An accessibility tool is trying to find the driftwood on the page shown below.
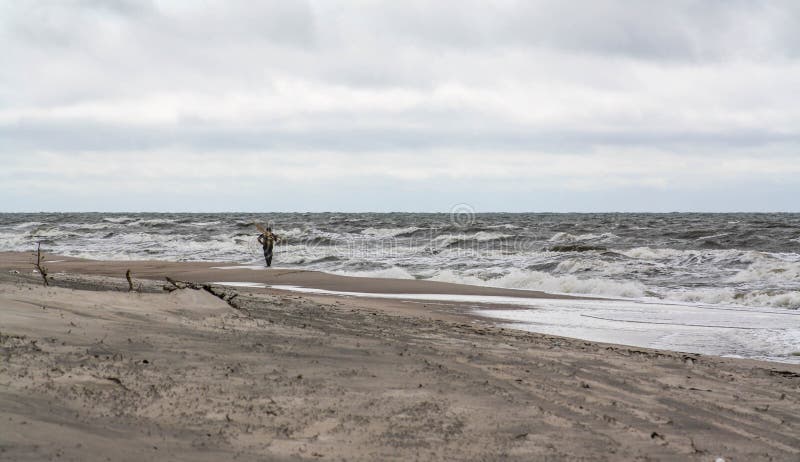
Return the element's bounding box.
[124,269,143,293]
[34,242,49,287]
[164,276,197,291]
[163,277,242,311]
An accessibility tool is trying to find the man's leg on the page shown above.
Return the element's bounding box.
[266,248,273,267]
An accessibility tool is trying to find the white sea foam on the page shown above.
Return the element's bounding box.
[242,284,800,363]
[0,232,29,250]
[695,233,730,240]
[675,288,800,309]
[333,267,416,280]
[428,268,647,298]
[128,218,176,226]
[728,259,800,284]
[23,228,69,238]
[618,247,782,265]
[554,258,628,276]
[467,266,800,309]
[277,227,310,238]
[102,216,136,223]
[62,222,117,230]
[549,232,618,243]
[472,231,512,241]
[475,302,800,364]
[12,221,44,229]
[431,231,512,247]
[548,232,574,242]
[361,227,420,238]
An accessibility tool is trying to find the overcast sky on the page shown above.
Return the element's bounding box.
[1,0,799,212]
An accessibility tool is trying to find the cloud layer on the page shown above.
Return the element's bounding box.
[1,0,799,211]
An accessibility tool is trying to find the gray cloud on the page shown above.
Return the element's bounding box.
[325,0,798,60]
[1,0,798,211]
[3,119,798,154]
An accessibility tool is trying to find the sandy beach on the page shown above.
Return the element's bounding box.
[5,0,800,459]
[1,252,799,461]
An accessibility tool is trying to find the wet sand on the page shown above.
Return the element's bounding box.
[0,252,581,299]
[1,252,799,460]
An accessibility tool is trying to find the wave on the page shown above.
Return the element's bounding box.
[304,236,337,246]
[0,232,29,250]
[694,233,730,241]
[546,245,606,252]
[12,221,44,229]
[553,259,629,276]
[424,267,800,309]
[729,259,800,284]
[280,227,312,238]
[433,232,513,248]
[428,268,648,298]
[673,229,719,239]
[361,227,420,238]
[2,213,799,311]
[548,232,619,243]
[273,254,342,265]
[619,247,800,283]
[472,231,512,241]
[675,288,800,309]
[62,222,119,231]
[102,216,136,224]
[128,219,177,227]
[183,221,222,227]
[333,267,416,280]
[620,246,760,263]
[309,255,342,264]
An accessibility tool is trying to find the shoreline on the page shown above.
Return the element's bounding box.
[0,251,587,299]
[0,261,799,459]
[3,252,798,364]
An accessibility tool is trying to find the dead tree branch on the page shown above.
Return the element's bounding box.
[34,242,49,287]
[163,277,244,312]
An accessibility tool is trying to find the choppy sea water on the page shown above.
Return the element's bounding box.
[2,212,799,310]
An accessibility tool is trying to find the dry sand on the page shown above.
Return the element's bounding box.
[0,252,799,461]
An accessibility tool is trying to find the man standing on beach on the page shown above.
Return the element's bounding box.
[258,227,280,267]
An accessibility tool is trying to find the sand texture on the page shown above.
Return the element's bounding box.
[0,254,798,460]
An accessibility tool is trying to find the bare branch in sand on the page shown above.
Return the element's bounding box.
[164,276,192,291]
[34,242,49,287]
[163,277,242,311]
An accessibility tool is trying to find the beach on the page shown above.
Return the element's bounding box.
[5,0,800,459]
[1,252,799,461]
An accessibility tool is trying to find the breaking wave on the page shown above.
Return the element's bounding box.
[361,227,421,238]
[428,268,648,298]
[2,212,799,310]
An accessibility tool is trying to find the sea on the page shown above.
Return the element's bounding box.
[2,212,799,311]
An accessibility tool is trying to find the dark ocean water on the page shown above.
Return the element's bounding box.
[2,212,799,308]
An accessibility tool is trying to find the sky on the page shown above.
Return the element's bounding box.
[1,0,799,213]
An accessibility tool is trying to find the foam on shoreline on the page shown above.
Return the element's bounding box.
[218,282,800,364]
